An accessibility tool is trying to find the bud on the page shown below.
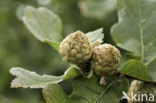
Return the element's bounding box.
[92,43,120,76]
[59,30,92,66]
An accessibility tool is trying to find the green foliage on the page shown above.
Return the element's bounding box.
[23,6,62,50]
[148,57,156,81]
[111,0,156,63]
[43,76,129,103]
[111,0,156,82]
[86,28,104,44]
[10,66,80,88]
[9,4,108,90]
[119,59,153,82]
[0,0,67,102]
[4,0,156,102]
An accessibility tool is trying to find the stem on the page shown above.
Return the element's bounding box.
[139,0,144,62]
[140,20,144,62]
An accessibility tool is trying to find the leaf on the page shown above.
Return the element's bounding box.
[86,28,104,44]
[147,57,156,81]
[23,6,62,50]
[10,66,81,88]
[119,59,154,82]
[111,0,156,62]
[43,75,129,103]
[43,84,71,103]
[78,0,117,19]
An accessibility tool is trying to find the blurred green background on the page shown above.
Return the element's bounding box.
[0,0,117,102]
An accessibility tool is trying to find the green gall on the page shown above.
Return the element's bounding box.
[59,30,92,67]
[92,43,121,76]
